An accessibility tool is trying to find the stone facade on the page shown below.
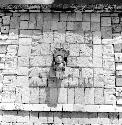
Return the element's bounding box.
[0,10,122,124]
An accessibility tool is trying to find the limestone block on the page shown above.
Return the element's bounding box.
[18,57,29,67]
[93,31,101,44]
[60,13,68,21]
[20,13,29,20]
[103,44,114,56]
[112,16,120,24]
[79,44,92,57]
[93,45,102,57]
[93,56,102,68]
[116,77,122,87]
[94,88,104,104]
[115,53,122,62]
[9,29,19,39]
[58,88,67,104]
[39,112,48,123]
[91,13,100,22]
[16,111,29,123]
[109,112,119,124]
[36,13,43,29]
[112,24,122,33]
[43,32,53,43]
[6,45,18,56]
[98,113,110,124]
[39,88,46,104]
[69,44,79,56]
[67,88,74,104]
[82,22,90,31]
[88,113,98,124]
[67,57,77,67]
[67,22,75,30]
[77,57,93,67]
[53,112,62,124]
[84,31,93,44]
[5,56,17,69]
[114,43,122,53]
[0,45,7,53]
[104,76,115,88]
[74,88,85,104]
[0,63,4,69]
[43,21,51,32]
[74,31,84,43]
[116,63,122,70]
[40,43,51,55]
[18,45,31,57]
[62,112,72,124]
[82,68,93,78]
[21,87,29,103]
[67,13,76,21]
[51,21,58,30]
[119,113,122,123]
[28,21,36,29]
[68,77,79,87]
[74,22,83,31]
[101,26,112,39]
[65,31,75,43]
[20,21,29,29]
[101,17,111,26]
[116,70,122,76]
[1,26,9,34]
[53,32,65,43]
[30,112,39,123]
[3,75,16,86]
[84,88,94,104]
[15,87,22,103]
[44,56,52,66]
[29,87,39,104]
[17,67,29,76]
[19,38,32,45]
[104,88,116,104]
[2,16,10,25]
[10,16,20,29]
[103,58,115,71]
[2,111,17,122]
[20,29,32,38]
[82,13,90,21]
[91,22,100,31]
[57,21,66,31]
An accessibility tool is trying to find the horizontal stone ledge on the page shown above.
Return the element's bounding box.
[0,103,121,112]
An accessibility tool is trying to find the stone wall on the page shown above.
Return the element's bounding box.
[0,11,122,124]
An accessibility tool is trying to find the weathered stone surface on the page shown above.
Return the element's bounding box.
[101,17,111,26]
[1,26,9,34]
[101,26,112,39]
[20,13,29,20]
[112,17,120,24]
[68,77,79,87]
[94,88,104,104]
[20,21,29,29]
[19,38,32,45]
[84,31,93,44]
[67,56,77,67]
[67,88,74,104]
[116,77,122,87]
[2,16,10,25]
[91,13,100,22]
[84,88,94,104]
[114,43,122,53]
[10,16,20,29]
[112,24,122,33]
[115,53,122,62]
[69,44,79,56]
[116,63,122,70]
[91,22,100,31]
[82,22,90,31]
[18,57,29,67]
[93,31,101,44]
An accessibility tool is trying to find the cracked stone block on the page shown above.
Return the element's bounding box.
[82,22,90,31]
[112,24,122,33]
[79,44,92,57]
[84,88,94,104]
[10,16,20,29]
[20,21,29,29]
[18,57,29,67]
[101,17,111,26]
[20,13,29,20]
[101,26,112,39]
[82,13,90,21]
[104,88,116,104]
[93,31,101,44]
[69,44,79,56]
[116,77,122,87]
[2,16,10,25]
[112,17,120,24]
[91,13,100,22]
[77,57,93,67]
[29,87,39,104]
[19,38,32,45]
[21,87,29,103]
[18,45,31,57]
[0,45,7,53]
[91,22,100,31]
[68,88,74,104]
[94,88,104,104]
[1,26,9,34]
[75,88,84,104]
[58,88,67,104]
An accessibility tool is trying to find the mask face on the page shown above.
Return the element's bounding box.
[55,55,64,64]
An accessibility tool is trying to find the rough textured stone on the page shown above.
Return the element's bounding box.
[1,26,9,34]
[101,17,111,26]
[18,57,29,67]
[91,13,100,22]
[82,22,90,31]
[19,38,32,45]
[116,77,122,87]
[69,44,79,56]
[91,22,100,31]
[112,24,122,33]
[2,16,10,25]
[101,26,112,39]
[112,17,120,24]
[20,21,29,29]
[67,88,74,104]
